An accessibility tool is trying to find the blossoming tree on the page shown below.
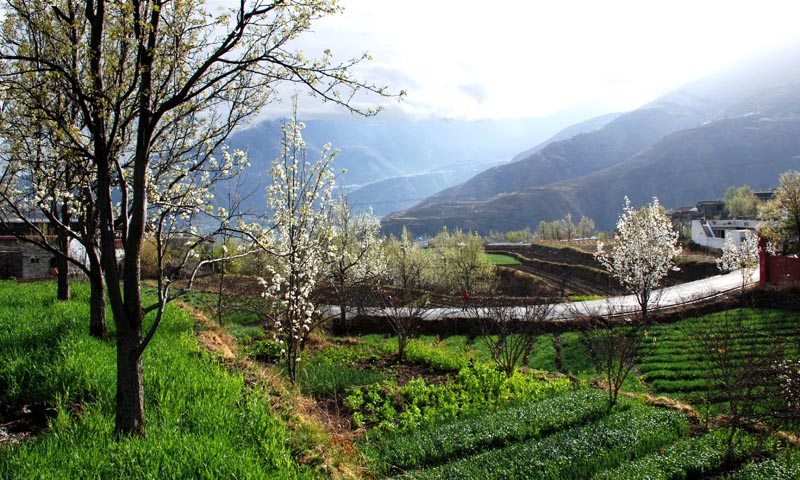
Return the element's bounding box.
[262,116,336,383]
[716,229,760,291]
[0,0,396,435]
[595,197,681,323]
[326,196,387,329]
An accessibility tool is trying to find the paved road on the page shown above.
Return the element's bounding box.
[329,269,758,321]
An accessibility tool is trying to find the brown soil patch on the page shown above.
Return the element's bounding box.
[0,404,55,450]
[197,330,236,361]
[356,357,453,387]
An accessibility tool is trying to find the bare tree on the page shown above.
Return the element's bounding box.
[584,317,643,408]
[693,311,781,459]
[384,227,433,360]
[473,295,555,377]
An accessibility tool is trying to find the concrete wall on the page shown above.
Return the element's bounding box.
[0,240,56,279]
[691,219,760,251]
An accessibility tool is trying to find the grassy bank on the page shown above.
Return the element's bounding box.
[0,281,315,479]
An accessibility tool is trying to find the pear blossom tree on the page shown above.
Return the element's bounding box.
[716,229,760,291]
[595,197,681,323]
[759,170,800,254]
[0,0,396,435]
[261,116,336,384]
[0,6,110,338]
[384,227,433,360]
[326,195,387,328]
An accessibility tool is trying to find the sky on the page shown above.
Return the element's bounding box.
[222,0,800,121]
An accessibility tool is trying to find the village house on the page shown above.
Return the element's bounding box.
[691,218,762,251]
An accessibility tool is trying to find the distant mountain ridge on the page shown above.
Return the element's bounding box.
[381,43,800,236]
[218,102,616,216]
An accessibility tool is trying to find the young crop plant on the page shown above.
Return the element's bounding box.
[345,362,572,432]
[410,404,688,479]
[593,430,741,480]
[365,389,610,473]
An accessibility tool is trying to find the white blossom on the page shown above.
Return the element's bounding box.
[595,197,681,322]
[261,113,336,383]
[716,229,760,291]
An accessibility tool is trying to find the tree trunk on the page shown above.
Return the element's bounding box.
[115,321,145,436]
[56,227,70,301]
[88,259,108,340]
[553,334,563,373]
[56,254,70,301]
[339,288,347,333]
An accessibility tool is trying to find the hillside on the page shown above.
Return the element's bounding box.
[219,103,614,216]
[510,111,622,161]
[384,113,800,234]
[382,43,800,236]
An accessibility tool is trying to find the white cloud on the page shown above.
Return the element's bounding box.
[216,0,800,120]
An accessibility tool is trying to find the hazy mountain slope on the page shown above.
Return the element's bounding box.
[386,105,711,224]
[221,102,613,213]
[510,112,622,162]
[384,112,800,236]
[347,171,472,216]
[382,42,800,236]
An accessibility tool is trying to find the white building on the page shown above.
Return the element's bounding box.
[691,219,761,251]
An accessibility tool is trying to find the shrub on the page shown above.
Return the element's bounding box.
[345,362,572,432]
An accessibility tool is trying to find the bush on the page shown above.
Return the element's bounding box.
[345,362,573,432]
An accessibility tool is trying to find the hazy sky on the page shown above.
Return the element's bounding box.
[222,0,800,120]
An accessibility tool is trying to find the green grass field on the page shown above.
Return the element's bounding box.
[4,281,799,479]
[0,281,317,479]
[485,253,522,265]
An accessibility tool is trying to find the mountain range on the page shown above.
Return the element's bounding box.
[219,102,616,216]
[381,43,800,236]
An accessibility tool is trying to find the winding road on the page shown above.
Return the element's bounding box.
[328,269,758,321]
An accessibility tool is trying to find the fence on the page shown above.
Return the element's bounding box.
[759,250,800,285]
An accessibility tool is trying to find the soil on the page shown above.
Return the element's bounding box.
[0,403,55,450]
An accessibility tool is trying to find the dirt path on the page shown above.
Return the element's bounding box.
[181,302,369,479]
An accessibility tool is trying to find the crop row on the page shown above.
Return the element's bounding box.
[593,430,734,479]
[725,454,800,479]
[366,389,610,472]
[639,367,712,380]
[408,404,688,479]
[646,337,789,358]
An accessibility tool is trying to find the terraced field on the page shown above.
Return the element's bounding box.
[343,308,800,478]
[638,308,800,410]
[363,389,799,479]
